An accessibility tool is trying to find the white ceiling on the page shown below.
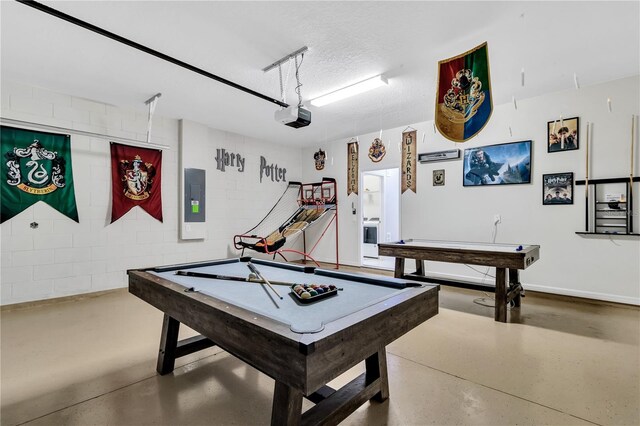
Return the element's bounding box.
[1,1,639,147]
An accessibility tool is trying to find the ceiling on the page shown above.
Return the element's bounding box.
[1,1,639,147]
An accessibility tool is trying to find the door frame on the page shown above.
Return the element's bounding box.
[359,168,401,267]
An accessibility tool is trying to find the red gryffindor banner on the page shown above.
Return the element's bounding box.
[110,142,162,223]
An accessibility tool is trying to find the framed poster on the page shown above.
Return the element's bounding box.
[547,117,579,152]
[463,140,531,186]
[433,169,445,186]
[543,172,574,205]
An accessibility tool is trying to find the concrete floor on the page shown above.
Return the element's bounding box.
[1,270,638,426]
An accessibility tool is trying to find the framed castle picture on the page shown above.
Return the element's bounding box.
[463,140,531,186]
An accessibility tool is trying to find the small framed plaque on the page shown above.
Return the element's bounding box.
[433,169,445,186]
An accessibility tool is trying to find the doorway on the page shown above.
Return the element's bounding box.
[361,168,400,270]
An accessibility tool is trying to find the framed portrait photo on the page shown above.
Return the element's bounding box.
[463,140,532,186]
[542,172,574,205]
[547,117,579,153]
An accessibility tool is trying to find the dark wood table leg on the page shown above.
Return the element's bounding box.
[509,269,522,308]
[495,268,507,322]
[365,347,389,402]
[415,259,425,277]
[394,257,405,278]
[272,381,303,426]
[157,314,180,375]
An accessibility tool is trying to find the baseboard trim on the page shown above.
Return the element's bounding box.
[408,270,640,307]
[523,284,640,307]
[1,288,127,312]
[320,265,640,308]
[4,264,637,310]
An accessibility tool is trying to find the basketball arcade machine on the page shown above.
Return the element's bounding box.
[233,178,339,269]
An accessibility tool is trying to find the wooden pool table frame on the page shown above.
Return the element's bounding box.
[128,258,438,426]
[377,239,540,323]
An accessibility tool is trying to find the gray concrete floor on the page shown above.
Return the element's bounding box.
[1,267,638,426]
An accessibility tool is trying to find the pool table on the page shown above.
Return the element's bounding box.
[128,257,439,425]
[377,239,540,322]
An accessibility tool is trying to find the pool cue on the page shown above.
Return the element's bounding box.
[631,116,635,198]
[246,262,283,300]
[585,122,590,232]
[175,271,295,286]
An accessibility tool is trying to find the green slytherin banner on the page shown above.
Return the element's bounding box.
[1,126,79,223]
[435,42,493,142]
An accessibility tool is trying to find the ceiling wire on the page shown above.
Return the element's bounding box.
[294,53,305,108]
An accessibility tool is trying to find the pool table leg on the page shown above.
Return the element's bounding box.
[394,257,405,279]
[271,381,303,426]
[415,259,425,277]
[366,347,389,402]
[157,314,180,375]
[495,268,507,322]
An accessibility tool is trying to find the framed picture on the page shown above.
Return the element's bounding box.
[433,169,445,186]
[463,140,532,186]
[543,172,574,205]
[547,117,579,152]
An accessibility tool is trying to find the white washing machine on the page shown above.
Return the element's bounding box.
[362,219,380,258]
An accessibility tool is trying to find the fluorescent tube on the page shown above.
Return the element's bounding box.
[310,75,388,107]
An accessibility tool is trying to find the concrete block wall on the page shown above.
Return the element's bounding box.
[0,81,302,305]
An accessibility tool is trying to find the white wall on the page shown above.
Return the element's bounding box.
[2,76,637,305]
[303,76,640,305]
[0,81,301,305]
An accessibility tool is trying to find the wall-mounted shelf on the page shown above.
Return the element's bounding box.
[576,232,640,236]
[575,177,639,237]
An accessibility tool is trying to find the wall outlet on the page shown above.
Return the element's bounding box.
[494,214,501,225]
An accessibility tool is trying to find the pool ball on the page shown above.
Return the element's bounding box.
[300,291,311,299]
[315,288,324,294]
[309,290,318,296]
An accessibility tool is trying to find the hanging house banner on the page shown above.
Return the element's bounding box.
[1,126,79,223]
[402,130,417,193]
[435,42,493,142]
[110,142,163,223]
[347,141,359,195]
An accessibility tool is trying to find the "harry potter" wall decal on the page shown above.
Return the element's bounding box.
[215,148,245,172]
[260,156,287,183]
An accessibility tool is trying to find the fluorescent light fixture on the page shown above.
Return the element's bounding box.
[310,75,388,107]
